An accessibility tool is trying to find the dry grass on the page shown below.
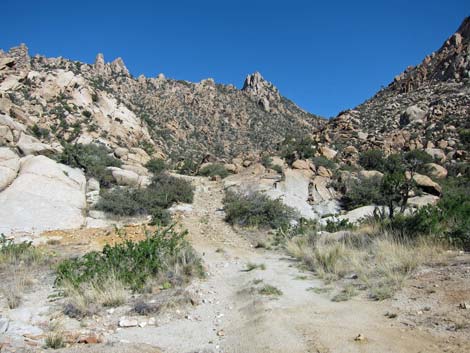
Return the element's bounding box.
[0,238,46,309]
[62,273,127,318]
[287,228,445,300]
[44,321,66,349]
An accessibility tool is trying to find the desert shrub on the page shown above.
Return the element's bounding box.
[404,149,433,166]
[261,155,273,168]
[95,173,194,225]
[311,156,337,170]
[56,226,204,291]
[379,176,470,249]
[177,156,200,175]
[324,219,355,233]
[358,149,385,171]
[446,162,470,178]
[223,191,297,229]
[31,124,50,140]
[145,158,166,174]
[57,143,121,186]
[198,163,229,179]
[437,177,470,249]
[280,136,317,165]
[459,128,470,148]
[341,176,383,210]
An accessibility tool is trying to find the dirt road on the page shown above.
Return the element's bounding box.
[111,177,449,353]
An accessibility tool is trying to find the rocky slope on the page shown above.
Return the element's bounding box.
[315,17,470,160]
[0,45,324,162]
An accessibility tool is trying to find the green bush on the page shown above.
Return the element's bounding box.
[178,157,200,175]
[311,156,337,170]
[323,219,355,233]
[145,158,166,174]
[379,176,470,249]
[56,226,204,291]
[198,163,229,179]
[95,173,194,225]
[459,129,470,148]
[223,191,297,229]
[280,136,317,165]
[358,149,385,171]
[57,143,121,186]
[341,176,383,210]
[261,155,273,168]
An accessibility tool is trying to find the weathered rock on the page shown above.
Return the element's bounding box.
[223,163,238,173]
[412,173,442,196]
[16,133,53,156]
[408,194,440,208]
[424,163,448,179]
[109,167,140,187]
[86,178,100,192]
[319,146,338,160]
[118,317,138,328]
[292,159,309,170]
[425,148,446,162]
[0,155,86,236]
[266,169,316,219]
[0,147,20,191]
[317,166,332,177]
[359,170,384,179]
[400,105,426,126]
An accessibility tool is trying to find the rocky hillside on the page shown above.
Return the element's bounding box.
[0,45,324,163]
[316,17,470,161]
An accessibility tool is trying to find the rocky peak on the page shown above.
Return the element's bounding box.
[6,43,30,71]
[94,53,106,71]
[391,16,470,93]
[242,72,281,112]
[93,53,129,76]
[110,57,129,76]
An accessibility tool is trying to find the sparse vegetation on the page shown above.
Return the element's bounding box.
[258,284,283,296]
[280,136,317,165]
[223,191,297,229]
[286,226,444,299]
[243,262,266,272]
[57,143,121,187]
[358,149,386,171]
[95,173,194,225]
[56,226,203,292]
[145,158,167,174]
[198,163,230,179]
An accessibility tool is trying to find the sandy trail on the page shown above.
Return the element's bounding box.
[112,177,447,353]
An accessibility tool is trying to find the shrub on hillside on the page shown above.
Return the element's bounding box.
[311,156,337,170]
[57,143,121,186]
[280,136,317,165]
[223,191,296,229]
[358,149,385,171]
[95,173,194,225]
[341,176,383,210]
[198,163,230,179]
[145,158,166,174]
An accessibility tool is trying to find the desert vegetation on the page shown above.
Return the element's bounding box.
[56,226,204,318]
[223,190,296,229]
[96,173,194,225]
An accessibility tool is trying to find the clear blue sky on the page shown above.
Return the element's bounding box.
[2,0,468,117]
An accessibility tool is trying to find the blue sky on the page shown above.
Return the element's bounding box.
[2,0,468,117]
